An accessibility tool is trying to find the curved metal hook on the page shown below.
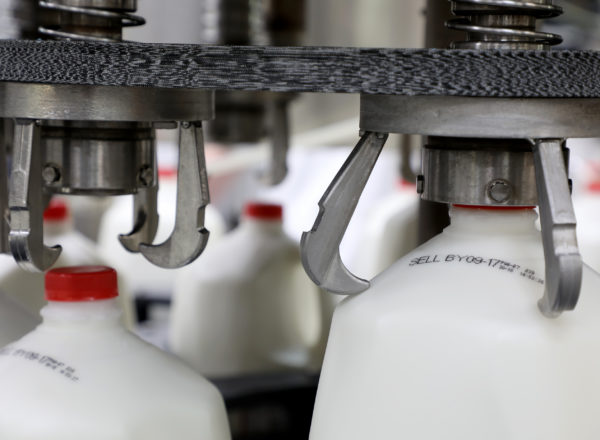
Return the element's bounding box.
[139,122,210,268]
[9,120,61,272]
[533,139,582,317]
[119,186,159,253]
[301,131,388,295]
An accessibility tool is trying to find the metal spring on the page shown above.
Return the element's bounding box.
[447,0,563,49]
[38,1,145,42]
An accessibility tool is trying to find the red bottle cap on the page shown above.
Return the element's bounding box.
[158,167,177,180]
[588,181,600,192]
[453,204,535,211]
[397,178,416,189]
[244,203,283,221]
[45,266,119,302]
[43,199,69,222]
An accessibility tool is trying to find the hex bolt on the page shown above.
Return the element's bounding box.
[487,179,512,203]
[138,166,154,187]
[42,164,61,185]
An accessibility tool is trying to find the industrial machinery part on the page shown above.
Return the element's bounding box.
[41,122,155,196]
[301,0,582,318]
[447,0,563,49]
[138,122,211,269]
[0,0,216,272]
[2,86,214,272]
[419,138,538,206]
[199,0,269,46]
[0,120,9,254]
[38,0,145,42]
[198,0,305,185]
[301,132,387,295]
[0,0,39,39]
[35,0,158,265]
[533,140,581,316]
[2,40,600,97]
[0,1,593,310]
[10,121,62,272]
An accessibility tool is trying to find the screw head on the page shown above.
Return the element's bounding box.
[42,164,61,185]
[137,166,154,187]
[487,179,512,203]
[181,121,192,129]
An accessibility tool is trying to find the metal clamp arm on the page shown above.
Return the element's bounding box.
[9,120,61,272]
[0,120,9,254]
[301,131,388,295]
[263,99,290,186]
[533,139,582,317]
[139,121,210,268]
[119,185,159,252]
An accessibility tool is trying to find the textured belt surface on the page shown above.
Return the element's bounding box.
[0,39,599,98]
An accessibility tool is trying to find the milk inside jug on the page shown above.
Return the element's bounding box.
[0,266,231,440]
[309,205,600,440]
[170,202,325,377]
[0,198,135,328]
[574,181,600,273]
[354,179,419,278]
[0,293,40,347]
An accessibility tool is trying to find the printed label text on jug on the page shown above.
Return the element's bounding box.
[0,347,80,382]
[408,254,544,285]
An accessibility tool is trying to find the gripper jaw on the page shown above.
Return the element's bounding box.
[9,120,61,272]
[119,186,159,253]
[300,131,388,295]
[139,122,211,269]
[533,139,582,317]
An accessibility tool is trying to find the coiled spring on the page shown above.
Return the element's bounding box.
[38,0,145,42]
[447,0,563,49]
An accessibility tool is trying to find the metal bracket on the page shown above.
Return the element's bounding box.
[9,120,61,272]
[139,121,210,268]
[533,139,582,318]
[119,185,159,253]
[0,119,10,254]
[301,131,388,294]
[399,134,418,184]
[264,99,290,186]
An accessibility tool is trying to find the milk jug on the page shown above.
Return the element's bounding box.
[0,293,40,347]
[574,182,600,273]
[0,266,231,440]
[0,198,135,327]
[170,202,325,377]
[354,179,419,278]
[309,205,600,440]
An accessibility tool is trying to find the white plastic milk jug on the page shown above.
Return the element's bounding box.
[0,293,40,347]
[0,198,135,327]
[354,179,419,279]
[0,266,231,440]
[574,181,600,273]
[170,202,325,377]
[309,205,600,440]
